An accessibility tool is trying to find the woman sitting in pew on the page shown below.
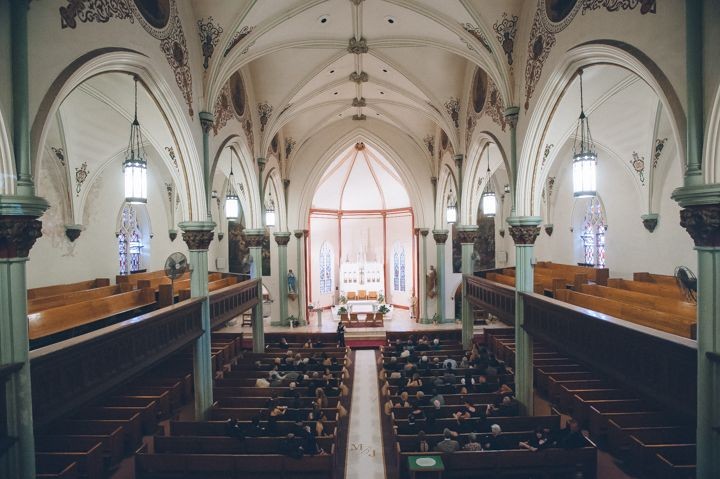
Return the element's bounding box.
[417,431,431,452]
[486,395,519,417]
[462,432,483,451]
[268,404,288,434]
[314,411,327,437]
[279,337,290,350]
[519,427,551,452]
[482,424,510,450]
[452,398,481,425]
[303,339,313,348]
[394,391,411,408]
[406,373,423,388]
[459,371,475,394]
[315,387,329,408]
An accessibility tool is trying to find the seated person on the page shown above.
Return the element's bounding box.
[279,338,290,350]
[482,424,510,450]
[475,374,495,394]
[395,391,411,408]
[281,433,304,459]
[415,390,430,407]
[406,373,423,388]
[303,339,313,349]
[557,419,587,449]
[430,389,445,407]
[462,432,483,451]
[417,430,431,452]
[519,426,551,452]
[303,428,327,456]
[453,399,480,424]
[486,395,519,417]
[314,338,325,348]
[435,428,460,453]
[443,357,458,370]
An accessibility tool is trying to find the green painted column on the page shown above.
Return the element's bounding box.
[199,113,214,220]
[507,216,542,416]
[294,230,307,325]
[454,154,463,217]
[257,158,266,224]
[457,225,479,349]
[671,189,720,477]
[419,228,430,323]
[246,229,265,352]
[504,108,520,215]
[684,0,703,185]
[432,229,449,323]
[274,232,291,326]
[179,221,215,420]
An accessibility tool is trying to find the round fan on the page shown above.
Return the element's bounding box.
[674,266,697,303]
[165,252,189,301]
[165,252,188,279]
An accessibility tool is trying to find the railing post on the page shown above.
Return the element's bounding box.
[245,229,266,352]
[457,225,479,349]
[179,221,215,420]
[507,216,542,415]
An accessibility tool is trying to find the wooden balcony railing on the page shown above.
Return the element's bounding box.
[465,274,516,323]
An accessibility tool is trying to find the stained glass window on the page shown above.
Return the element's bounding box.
[580,197,607,267]
[393,245,407,292]
[319,242,332,294]
[118,204,142,274]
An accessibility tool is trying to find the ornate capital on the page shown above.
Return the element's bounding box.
[274,232,291,246]
[294,230,304,239]
[182,230,214,250]
[419,228,429,237]
[456,226,479,244]
[432,229,449,244]
[544,224,554,236]
[503,106,519,130]
[199,111,214,134]
[680,204,720,247]
[257,157,266,172]
[0,216,43,258]
[509,225,541,245]
[65,224,83,242]
[245,229,266,248]
[169,229,178,242]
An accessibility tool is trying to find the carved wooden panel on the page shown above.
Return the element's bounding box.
[210,279,260,329]
[465,274,515,323]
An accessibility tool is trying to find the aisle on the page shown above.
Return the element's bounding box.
[345,349,386,479]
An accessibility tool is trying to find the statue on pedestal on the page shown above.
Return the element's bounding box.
[287,269,297,294]
[410,290,417,319]
[427,265,437,298]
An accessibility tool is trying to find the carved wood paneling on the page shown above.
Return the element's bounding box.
[210,278,260,329]
[522,292,697,421]
[465,274,515,323]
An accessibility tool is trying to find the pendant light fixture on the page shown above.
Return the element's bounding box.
[225,153,240,220]
[123,76,148,204]
[265,190,276,227]
[481,145,497,217]
[572,68,597,198]
[445,188,457,224]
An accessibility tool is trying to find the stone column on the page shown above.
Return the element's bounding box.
[507,216,542,415]
[0,216,45,478]
[419,228,429,323]
[432,229,449,323]
[199,112,214,220]
[257,158,267,225]
[178,221,215,420]
[457,225,479,349]
[274,232,291,326]
[294,230,307,325]
[245,229,266,352]
[504,107,520,214]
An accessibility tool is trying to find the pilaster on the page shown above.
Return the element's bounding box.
[432,229,449,323]
[245,229,266,352]
[507,215,542,415]
[294,230,307,325]
[199,112,214,220]
[457,225,479,349]
[274,232,291,326]
[179,221,215,420]
[419,228,430,323]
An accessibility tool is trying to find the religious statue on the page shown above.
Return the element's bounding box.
[427,265,437,298]
[287,269,297,294]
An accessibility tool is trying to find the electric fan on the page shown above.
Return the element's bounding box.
[674,266,698,304]
[164,252,189,300]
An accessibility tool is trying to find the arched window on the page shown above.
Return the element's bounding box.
[118,204,143,274]
[580,197,607,267]
[319,242,333,294]
[393,244,406,292]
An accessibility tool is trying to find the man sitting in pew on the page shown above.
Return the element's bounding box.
[482,424,510,450]
[556,419,588,449]
[486,395,520,417]
[475,374,496,394]
[435,428,461,453]
[462,432,483,451]
[519,427,551,452]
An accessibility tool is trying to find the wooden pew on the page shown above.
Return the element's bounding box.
[115,269,166,287]
[35,437,104,479]
[28,283,134,314]
[28,288,156,342]
[633,272,678,286]
[176,276,239,303]
[627,428,695,473]
[576,283,696,322]
[28,278,110,300]
[606,278,687,301]
[536,261,609,286]
[554,289,696,339]
[486,272,543,295]
[654,445,696,479]
[36,456,80,479]
[39,422,125,465]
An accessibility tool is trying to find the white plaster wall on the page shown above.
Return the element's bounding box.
[385,213,414,308]
[308,216,338,308]
[28,164,179,288]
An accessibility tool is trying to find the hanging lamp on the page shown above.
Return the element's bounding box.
[445,188,457,224]
[123,76,148,204]
[265,190,276,227]
[572,69,597,198]
[225,153,240,220]
[481,145,497,217]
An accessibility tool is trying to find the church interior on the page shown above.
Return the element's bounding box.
[0,0,718,478]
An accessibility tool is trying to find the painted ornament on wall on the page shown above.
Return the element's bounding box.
[197,16,223,70]
[257,102,273,133]
[631,151,646,185]
[653,137,667,168]
[423,134,435,157]
[51,147,66,166]
[542,143,555,167]
[224,26,254,57]
[493,13,519,66]
[164,146,178,170]
[213,82,234,135]
[461,24,493,52]
[444,97,460,129]
[285,137,296,159]
[74,162,89,195]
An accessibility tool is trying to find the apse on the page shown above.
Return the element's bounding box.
[308,142,414,309]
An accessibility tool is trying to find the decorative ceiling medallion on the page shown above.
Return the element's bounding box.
[74,162,89,195]
[631,151,646,185]
[213,82,233,135]
[352,97,367,107]
[352,114,367,121]
[229,72,247,118]
[524,6,557,111]
[493,13,518,66]
[197,16,223,70]
[347,37,368,54]
[540,0,580,33]
[224,25,253,57]
[257,102,273,132]
[159,13,194,116]
[471,69,488,114]
[60,0,133,29]
[350,72,369,83]
[130,0,175,39]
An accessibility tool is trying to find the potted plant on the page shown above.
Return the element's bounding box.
[287,315,299,328]
[337,306,348,315]
[378,304,390,316]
